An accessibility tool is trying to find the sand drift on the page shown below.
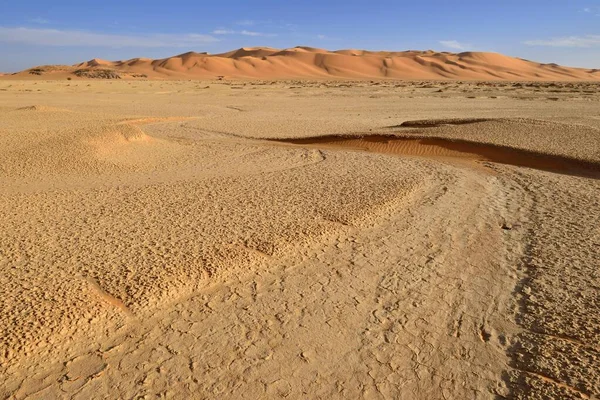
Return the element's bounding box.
[274,135,600,179]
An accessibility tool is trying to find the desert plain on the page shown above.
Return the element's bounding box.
[0,49,599,399]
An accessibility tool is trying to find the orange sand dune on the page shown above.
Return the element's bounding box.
[7,46,600,80]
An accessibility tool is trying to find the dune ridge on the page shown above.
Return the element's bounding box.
[6,46,600,81]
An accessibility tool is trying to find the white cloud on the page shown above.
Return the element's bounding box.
[283,23,298,31]
[236,20,255,26]
[212,29,236,35]
[0,26,218,47]
[582,7,600,15]
[524,35,600,48]
[28,17,49,24]
[212,28,276,37]
[241,30,275,37]
[314,34,340,41]
[439,40,471,50]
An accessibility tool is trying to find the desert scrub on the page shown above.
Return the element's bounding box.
[73,69,122,79]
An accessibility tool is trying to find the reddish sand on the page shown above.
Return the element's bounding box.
[5,46,600,81]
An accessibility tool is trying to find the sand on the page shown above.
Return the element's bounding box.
[0,79,599,399]
[3,47,600,81]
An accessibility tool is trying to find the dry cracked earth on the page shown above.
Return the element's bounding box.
[0,79,599,399]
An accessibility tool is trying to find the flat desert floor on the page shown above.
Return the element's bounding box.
[0,79,599,399]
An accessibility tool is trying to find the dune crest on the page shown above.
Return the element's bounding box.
[8,47,600,81]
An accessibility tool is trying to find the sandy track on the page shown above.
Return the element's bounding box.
[0,80,599,399]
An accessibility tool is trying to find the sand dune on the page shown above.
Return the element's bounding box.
[5,46,600,80]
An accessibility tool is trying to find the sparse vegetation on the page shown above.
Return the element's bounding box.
[72,69,121,79]
[28,68,43,75]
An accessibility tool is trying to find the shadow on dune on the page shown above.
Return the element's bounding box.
[274,135,600,180]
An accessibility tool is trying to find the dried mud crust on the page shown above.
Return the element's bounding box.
[1,81,600,399]
[2,162,529,399]
[0,144,425,369]
[502,169,600,399]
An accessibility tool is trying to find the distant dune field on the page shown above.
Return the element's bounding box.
[4,46,600,80]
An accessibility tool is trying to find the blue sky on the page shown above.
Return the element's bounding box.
[0,0,599,71]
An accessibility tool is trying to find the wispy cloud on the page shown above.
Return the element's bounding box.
[283,23,298,32]
[236,20,256,26]
[314,34,340,41]
[524,35,600,47]
[212,28,276,37]
[0,26,218,47]
[212,29,236,35]
[241,30,276,37]
[28,17,49,24]
[439,40,471,50]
